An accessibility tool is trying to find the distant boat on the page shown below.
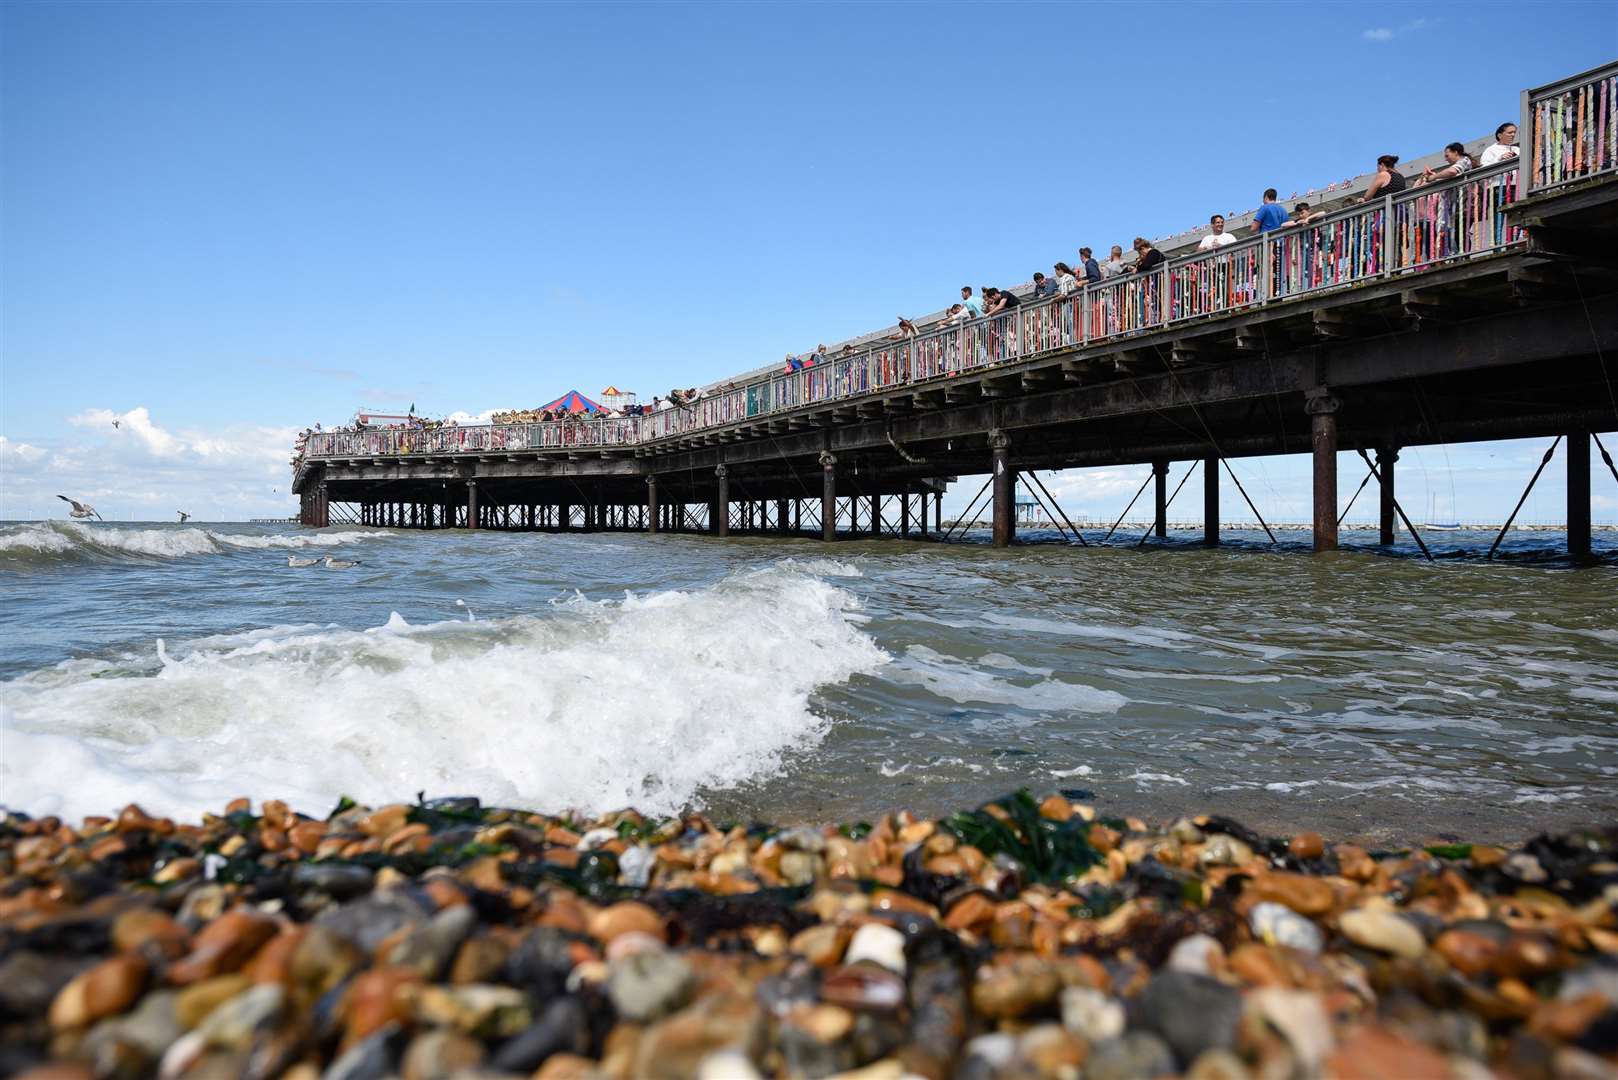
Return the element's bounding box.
[1425,492,1462,530]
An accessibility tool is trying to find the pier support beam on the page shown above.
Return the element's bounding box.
[465,481,478,530]
[1153,460,1168,539]
[714,466,729,537]
[1568,430,1591,561]
[870,494,882,539]
[777,498,790,536]
[901,493,911,538]
[820,452,837,542]
[1377,447,1399,545]
[991,430,1015,548]
[935,492,943,534]
[1307,390,1341,553]
[1203,455,1219,547]
[645,476,659,534]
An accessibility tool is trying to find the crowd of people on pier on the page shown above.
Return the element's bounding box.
[295,121,1524,466]
[769,122,1521,374]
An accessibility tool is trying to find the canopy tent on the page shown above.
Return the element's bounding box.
[540,389,603,414]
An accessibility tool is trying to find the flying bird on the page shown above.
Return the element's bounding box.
[57,495,102,521]
[323,556,361,569]
[112,419,121,430]
[177,511,190,523]
[287,555,319,567]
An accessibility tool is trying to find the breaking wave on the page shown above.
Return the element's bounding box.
[0,563,888,822]
[0,521,386,568]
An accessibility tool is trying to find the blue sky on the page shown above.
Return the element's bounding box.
[2,0,1614,523]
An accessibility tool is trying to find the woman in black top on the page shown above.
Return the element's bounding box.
[1361,154,1407,202]
[1128,237,1166,273]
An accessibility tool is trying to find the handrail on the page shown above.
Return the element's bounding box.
[299,162,1528,464]
[1522,59,1618,194]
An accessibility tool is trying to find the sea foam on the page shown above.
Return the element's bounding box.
[0,563,887,823]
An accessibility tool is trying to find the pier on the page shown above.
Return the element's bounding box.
[294,63,1618,558]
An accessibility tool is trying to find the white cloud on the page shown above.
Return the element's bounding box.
[0,435,48,464]
[5,406,301,521]
[1363,17,1431,42]
[69,406,185,458]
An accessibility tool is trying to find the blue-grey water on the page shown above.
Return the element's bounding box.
[2,519,1615,844]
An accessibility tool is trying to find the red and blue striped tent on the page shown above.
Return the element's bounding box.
[539,389,603,414]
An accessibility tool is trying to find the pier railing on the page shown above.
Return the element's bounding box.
[301,162,1525,462]
[1522,60,1618,194]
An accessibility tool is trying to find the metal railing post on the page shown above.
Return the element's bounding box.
[1259,234,1271,302]
[1382,193,1396,274]
[1519,85,1533,196]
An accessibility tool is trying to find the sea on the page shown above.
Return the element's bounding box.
[2,519,1615,845]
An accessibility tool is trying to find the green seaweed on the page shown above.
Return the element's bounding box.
[1425,843,1474,860]
[943,789,1100,885]
[223,810,259,834]
[407,800,486,832]
[615,818,667,842]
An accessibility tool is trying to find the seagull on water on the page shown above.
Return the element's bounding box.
[323,556,361,569]
[57,495,102,521]
[287,555,319,567]
[177,511,191,523]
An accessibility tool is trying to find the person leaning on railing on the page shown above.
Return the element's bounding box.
[1127,237,1166,273]
[1053,262,1081,295]
[1282,202,1327,227]
[1414,142,1475,187]
[1078,249,1103,284]
[984,287,1021,315]
[1359,154,1408,202]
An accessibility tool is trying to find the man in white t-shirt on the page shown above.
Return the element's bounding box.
[1197,214,1237,251]
[1479,122,1519,167]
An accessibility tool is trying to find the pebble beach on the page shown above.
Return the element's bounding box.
[3,789,1615,1079]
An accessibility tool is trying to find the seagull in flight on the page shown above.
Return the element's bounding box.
[323,556,361,569]
[177,511,191,523]
[57,495,102,521]
[287,555,319,567]
[112,419,121,430]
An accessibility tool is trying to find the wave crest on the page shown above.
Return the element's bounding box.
[0,521,385,568]
[1,563,888,821]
